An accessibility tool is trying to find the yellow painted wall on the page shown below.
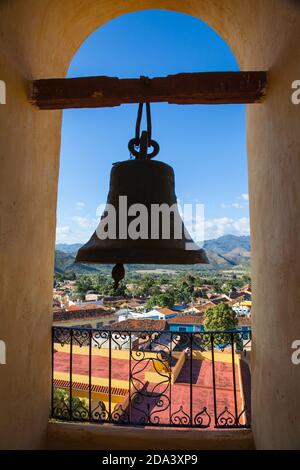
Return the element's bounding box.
[193,350,240,365]
[171,351,186,384]
[55,342,163,361]
[54,371,129,391]
[69,390,124,410]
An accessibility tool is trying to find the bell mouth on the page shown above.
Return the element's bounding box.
[75,241,209,265]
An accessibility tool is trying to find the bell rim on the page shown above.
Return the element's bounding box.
[75,247,209,265]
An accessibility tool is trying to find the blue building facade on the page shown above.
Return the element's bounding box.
[169,323,205,333]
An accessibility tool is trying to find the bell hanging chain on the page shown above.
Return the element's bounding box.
[128,102,160,159]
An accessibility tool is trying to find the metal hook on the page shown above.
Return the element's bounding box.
[129,102,159,159]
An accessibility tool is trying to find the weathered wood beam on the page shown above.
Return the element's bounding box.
[30,72,267,109]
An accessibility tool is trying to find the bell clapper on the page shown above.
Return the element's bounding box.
[112,263,125,290]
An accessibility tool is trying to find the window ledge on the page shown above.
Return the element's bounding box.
[47,421,254,450]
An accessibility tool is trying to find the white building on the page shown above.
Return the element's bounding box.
[233,306,251,316]
[68,299,104,308]
[85,293,104,302]
[116,308,177,322]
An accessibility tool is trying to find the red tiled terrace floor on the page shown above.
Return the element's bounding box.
[54,349,250,428]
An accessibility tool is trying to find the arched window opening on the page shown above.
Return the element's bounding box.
[53,10,251,430]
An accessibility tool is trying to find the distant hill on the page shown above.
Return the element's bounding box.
[204,235,251,267]
[54,234,251,274]
[55,250,100,274]
[204,234,250,254]
[56,243,82,254]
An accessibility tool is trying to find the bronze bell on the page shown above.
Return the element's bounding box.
[75,103,208,284]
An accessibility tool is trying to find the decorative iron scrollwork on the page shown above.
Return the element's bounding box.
[171,405,190,426]
[91,401,109,422]
[216,406,236,427]
[194,407,211,428]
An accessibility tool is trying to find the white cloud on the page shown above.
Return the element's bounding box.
[75,202,85,210]
[56,225,71,243]
[56,216,100,244]
[221,202,244,209]
[240,193,249,202]
[232,202,243,209]
[204,217,250,240]
[221,193,249,209]
[56,226,70,235]
[72,216,98,228]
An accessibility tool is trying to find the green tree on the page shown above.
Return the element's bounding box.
[173,285,191,304]
[139,275,161,296]
[241,274,251,284]
[204,303,238,345]
[146,289,175,309]
[64,271,76,281]
[53,388,89,419]
[204,303,238,331]
[76,275,94,295]
[221,281,236,295]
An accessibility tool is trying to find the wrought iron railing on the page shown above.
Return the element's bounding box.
[51,326,251,429]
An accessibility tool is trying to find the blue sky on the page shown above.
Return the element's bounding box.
[56,10,249,245]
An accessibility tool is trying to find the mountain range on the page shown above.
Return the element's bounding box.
[55,234,251,274]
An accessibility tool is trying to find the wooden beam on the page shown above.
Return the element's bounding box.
[30,72,267,110]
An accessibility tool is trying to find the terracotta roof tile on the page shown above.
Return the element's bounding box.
[167,315,204,325]
[194,302,215,312]
[157,307,177,315]
[211,296,230,305]
[65,305,81,311]
[106,319,167,331]
[84,303,102,310]
[53,306,114,322]
[229,292,245,300]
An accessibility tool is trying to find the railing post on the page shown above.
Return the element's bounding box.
[51,327,54,418]
[69,328,73,420]
[128,331,132,425]
[88,329,92,421]
[231,331,239,425]
[210,333,218,427]
[169,332,172,426]
[108,330,112,422]
[190,333,193,426]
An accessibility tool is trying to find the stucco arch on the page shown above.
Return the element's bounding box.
[60,3,245,75]
[1,1,246,78]
[0,0,300,450]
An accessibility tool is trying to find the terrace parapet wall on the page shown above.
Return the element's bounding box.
[53,308,114,322]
